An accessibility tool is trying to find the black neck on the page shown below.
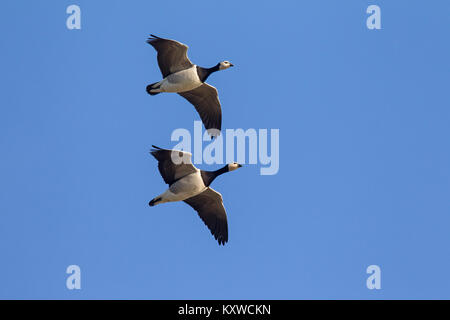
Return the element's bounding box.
[200,165,228,187]
[196,64,220,82]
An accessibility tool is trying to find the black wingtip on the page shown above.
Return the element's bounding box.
[214,234,228,246]
[149,145,164,156]
[146,34,160,45]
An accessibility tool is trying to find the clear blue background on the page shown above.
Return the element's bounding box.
[0,0,449,299]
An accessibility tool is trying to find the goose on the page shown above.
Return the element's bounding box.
[146,34,234,137]
[148,145,242,245]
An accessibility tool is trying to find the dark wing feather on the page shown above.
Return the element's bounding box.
[147,35,193,78]
[178,84,222,137]
[150,145,197,185]
[184,188,228,245]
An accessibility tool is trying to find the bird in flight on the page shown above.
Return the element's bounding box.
[146,34,234,137]
[149,145,242,245]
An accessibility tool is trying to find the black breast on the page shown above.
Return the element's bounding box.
[196,66,210,83]
[200,170,216,187]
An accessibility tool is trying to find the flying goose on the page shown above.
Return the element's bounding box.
[148,145,242,245]
[146,35,234,137]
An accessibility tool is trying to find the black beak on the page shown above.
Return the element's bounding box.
[230,63,234,67]
[238,164,242,168]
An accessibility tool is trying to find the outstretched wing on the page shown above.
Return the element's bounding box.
[150,145,197,185]
[184,188,228,245]
[147,34,193,78]
[178,84,222,137]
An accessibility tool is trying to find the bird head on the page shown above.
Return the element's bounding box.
[227,162,242,172]
[219,61,234,70]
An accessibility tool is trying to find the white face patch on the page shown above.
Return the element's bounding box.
[219,61,233,70]
[228,162,241,171]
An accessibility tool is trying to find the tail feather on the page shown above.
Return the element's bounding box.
[146,82,161,96]
[149,197,162,207]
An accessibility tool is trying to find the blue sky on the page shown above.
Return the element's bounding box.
[0,0,449,299]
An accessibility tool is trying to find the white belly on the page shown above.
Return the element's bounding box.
[160,66,203,93]
[158,171,206,203]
